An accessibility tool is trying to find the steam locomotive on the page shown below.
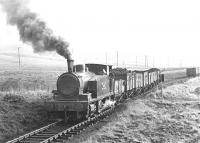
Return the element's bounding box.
[48,60,162,122]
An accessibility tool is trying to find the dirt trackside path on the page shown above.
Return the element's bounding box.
[66,77,200,143]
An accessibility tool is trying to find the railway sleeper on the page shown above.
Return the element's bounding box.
[20,141,42,143]
[24,138,44,141]
[43,131,61,134]
[31,134,52,137]
[28,135,50,138]
[47,129,64,132]
[24,138,45,141]
[38,133,56,136]
[29,139,49,142]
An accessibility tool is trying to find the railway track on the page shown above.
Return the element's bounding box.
[6,78,189,143]
[6,106,115,143]
[6,119,66,143]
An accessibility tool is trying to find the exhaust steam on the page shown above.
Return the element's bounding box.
[0,0,72,60]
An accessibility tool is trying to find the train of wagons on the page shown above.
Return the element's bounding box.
[48,60,164,122]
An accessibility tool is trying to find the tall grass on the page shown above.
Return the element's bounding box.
[0,69,64,141]
[0,70,63,92]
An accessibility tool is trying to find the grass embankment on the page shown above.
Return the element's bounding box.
[68,77,200,143]
[0,93,49,142]
[0,70,64,142]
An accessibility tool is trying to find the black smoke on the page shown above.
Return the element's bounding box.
[0,0,71,60]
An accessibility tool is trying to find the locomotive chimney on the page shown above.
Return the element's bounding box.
[67,59,74,72]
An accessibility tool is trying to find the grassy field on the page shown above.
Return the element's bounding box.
[0,70,60,92]
[0,66,66,142]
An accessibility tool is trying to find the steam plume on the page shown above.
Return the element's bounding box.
[0,0,71,60]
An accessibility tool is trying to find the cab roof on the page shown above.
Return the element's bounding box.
[85,63,113,67]
[74,63,112,67]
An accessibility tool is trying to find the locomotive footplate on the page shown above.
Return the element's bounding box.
[49,100,89,111]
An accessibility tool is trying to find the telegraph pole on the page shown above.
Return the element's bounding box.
[123,61,125,68]
[136,56,137,66]
[145,55,148,67]
[116,51,118,66]
[147,56,148,67]
[17,47,22,92]
[179,59,182,67]
[153,57,155,67]
[18,47,21,70]
[105,52,107,64]
[167,57,170,67]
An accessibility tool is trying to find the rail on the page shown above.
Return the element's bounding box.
[6,119,62,143]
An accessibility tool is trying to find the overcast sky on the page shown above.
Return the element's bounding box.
[0,0,200,68]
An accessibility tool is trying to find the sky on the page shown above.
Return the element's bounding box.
[0,0,200,68]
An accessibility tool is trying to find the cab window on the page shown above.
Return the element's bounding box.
[73,65,84,72]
